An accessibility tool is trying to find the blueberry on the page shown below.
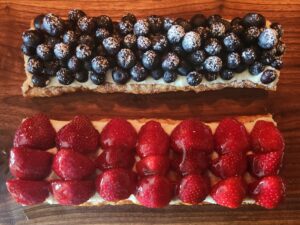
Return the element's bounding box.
[261,69,277,84]
[130,63,148,82]
[276,41,285,56]
[203,56,222,73]
[42,13,64,36]
[34,14,45,30]
[151,34,168,52]
[167,25,185,44]
[234,63,247,73]
[118,20,133,35]
[75,70,88,82]
[190,14,206,27]
[44,36,61,48]
[270,23,283,38]
[162,52,180,71]
[27,57,43,74]
[220,69,234,80]
[171,44,186,57]
[22,30,43,47]
[187,71,202,86]
[123,34,137,49]
[96,15,113,31]
[122,13,137,24]
[182,31,201,53]
[44,60,59,76]
[151,68,164,80]
[163,71,177,83]
[63,30,77,46]
[56,68,74,85]
[36,44,52,61]
[68,9,86,22]
[163,17,174,31]
[226,52,241,69]
[258,28,278,49]
[223,32,241,52]
[117,48,136,69]
[207,14,222,26]
[102,36,121,55]
[244,26,260,43]
[77,16,95,34]
[112,67,130,84]
[194,26,209,41]
[142,50,159,70]
[230,24,245,37]
[209,22,226,38]
[231,17,242,26]
[221,19,231,32]
[177,60,192,76]
[76,44,92,60]
[271,57,283,69]
[241,48,256,65]
[147,15,163,33]
[91,56,110,74]
[21,44,35,56]
[205,73,218,81]
[68,56,82,72]
[242,13,266,28]
[188,50,206,66]
[137,36,151,51]
[54,43,71,60]
[249,61,265,75]
[89,71,105,85]
[95,28,109,42]
[260,49,276,65]
[134,19,150,36]
[32,74,49,87]
[204,38,222,56]
[175,18,192,32]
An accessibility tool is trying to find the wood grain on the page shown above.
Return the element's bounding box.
[0,0,300,224]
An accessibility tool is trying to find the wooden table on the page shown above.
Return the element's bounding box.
[0,0,300,224]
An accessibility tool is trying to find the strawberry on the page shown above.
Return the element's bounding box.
[210,176,246,208]
[135,175,173,208]
[136,155,170,176]
[248,151,283,178]
[56,115,100,154]
[100,118,137,151]
[13,113,56,150]
[96,148,135,170]
[96,168,137,201]
[210,153,247,179]
[250,120,285,153]
[166,170,182,197]
[214,118,250,154]
[51,180,95,205]
[6,179,50,205]
[52,149,95,180]
[179,174,210,205]
[9,147,53,180]
[250,175,285,209]
[136,121,170,158]
[170,119,213,153]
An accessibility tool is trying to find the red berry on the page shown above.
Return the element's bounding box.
[52,149,95,180]
[135,175,173,208]
[214,118,250,154]
[166,170,182,197]
[136,155,170,176]
[100,119,137,151]
[210,153,247,179]
[248,151,283,178]
[96,168,137,201]
[9,147,53,180]
[211,176,246,208]
[250,175,285,209]
[6,179,50,205]
[136,121,170,158]
[13,113,56,150]
[170,119,213,153]
[51,180,95,205]
[96,148,135,170]
[250,120,285,153]
[179,174,210,205]
[56,116,100,154]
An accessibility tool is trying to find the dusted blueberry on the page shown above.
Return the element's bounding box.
[209,21,226,38]
[123,34,137,49]
[182,31,201,53]
[96,15,113,31]
[177,60,192,76]
[242,13,266,28]
[32,74,49,87]
[221,19,231,32]
[261,69,277,84]
[68,56,82,72]
[204,38,222,56]
[163,17,174,31]
[270,23,283,38]
[45,36,60,48]
[21,44,35,56]
[187,71,202,86]
[223,32,241,52]
[54,42,71,60]
[163,71,177,83]
[276,41,285,56]
[79,34,95,48]
[231,17,242,26]
[142,50,159,70]
[234,63,247,73]
[205,73,218,81]
[260,48,276,65]
[188,50,206,66]
[95,28,110,41]
[27,57,43,74]
[117,48,136,69]
[231,24,245,37]
[68,9,86,22]
[56,68,74,85]
[76,44,92,60]
[34,14,45,30]
[91,56,110,74]
[89,71,106,85]
[42,13,64,36]
[122,13,137,24]
[112,67,130,84]
[241,48,257,65]
[151,34,168,52]
[36,44,52,61]
[75,70,88,82]
[175,18,192,32]
[22,30,43,47]
[77,16,95,33]
[134,19,150,36]
[162,52,180,71]
[249,61,265,75]
[167,25,185,44]
[102,36,121,55]
[171,44,186,57]
[258,28,278,49]
[130,63,148,82]
[44,60,59,76]
[203,56,222,73]
[226,52,241,69]
[271,57,283,69]
[137,36,151,51]
[151,68,164,80]
[194,26,209,41]
[190,14,206,27]
[220,69,234,80]
[63,30,77,46]
[244,26,260,43]
[207,14,222,26]
[118,20,133,35]
[147,15,163,33]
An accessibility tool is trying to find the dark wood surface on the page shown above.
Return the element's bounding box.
[0,0,300,224]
